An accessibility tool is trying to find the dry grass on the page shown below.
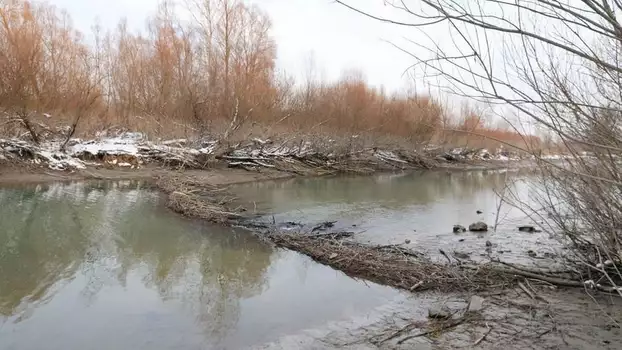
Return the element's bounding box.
[156,175,244,223]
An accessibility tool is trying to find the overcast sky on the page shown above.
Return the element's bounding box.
[47,0,431,92]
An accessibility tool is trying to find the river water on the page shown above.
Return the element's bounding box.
[0,181,405,350]
[0,171,592,350]
[231,169,559,264]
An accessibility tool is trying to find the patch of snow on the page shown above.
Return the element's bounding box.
[252,137,269,145]
[70,138,140,157]
[162,139,187,146]
[196,147,214,154]
[38,150,86,170]
[541,154,561,160]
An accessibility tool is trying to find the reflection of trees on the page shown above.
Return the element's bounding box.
[233,169,530,212]
[0,181,273,345]
[0,184,91,316]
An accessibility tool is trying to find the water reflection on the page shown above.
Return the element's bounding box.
[233,169,522,212]
[0,181,399,350]
[232,169,556,263]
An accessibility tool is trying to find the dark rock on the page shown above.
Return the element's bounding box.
[442,153,458,162]
[311,221,337,232]
[405,239,411,244]
[428,305,451,319]
[518,225,537,233]
[459,239,465,242]
[476,210,483,214]
[485,240,492,247]
[527,250,537,258]
[469,222,488,232]
[453,225,467,233]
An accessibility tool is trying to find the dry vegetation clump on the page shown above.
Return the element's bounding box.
[268,232,523,293]
[267,231,619,294]
[156,175,244,223]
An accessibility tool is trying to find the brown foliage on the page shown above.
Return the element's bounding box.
[282,72,444,144]
[0,0,533,150]
[438,105,542,152]
[0,0,102,142]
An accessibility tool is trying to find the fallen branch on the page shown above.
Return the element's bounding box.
[396,318,466,345]
[473,323,493,346]
[518,281,536,300]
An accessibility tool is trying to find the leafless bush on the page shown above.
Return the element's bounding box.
[336,0,622,292]
[0,0,102,143]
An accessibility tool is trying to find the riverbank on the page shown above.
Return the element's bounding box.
[0,162,294,186]
[0,155,535,187]
[1,160,619,349]
[0,131,541,187]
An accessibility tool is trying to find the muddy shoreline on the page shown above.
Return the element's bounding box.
[0,162,294,186]
[0,157,534,187]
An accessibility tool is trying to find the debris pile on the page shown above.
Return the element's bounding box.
[1,132,437,173]
[0,139,86,170]
[156,175,245,223]
[267,231,523,293]
[436,147,522,162]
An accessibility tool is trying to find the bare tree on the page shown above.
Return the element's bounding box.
[336,0,622,292]
[0,0,101,144]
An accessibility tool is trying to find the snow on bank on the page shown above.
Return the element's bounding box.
[0,132,222,171]
[70,137,140,157]
[1,132,565,172]
[0,139,87,170]
[437,147,522,162]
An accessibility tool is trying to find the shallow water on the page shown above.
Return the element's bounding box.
[0,171,601,350]
[0,181,405,350]
[231,169,560,264]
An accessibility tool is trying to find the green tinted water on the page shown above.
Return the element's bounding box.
[0,181,401,350]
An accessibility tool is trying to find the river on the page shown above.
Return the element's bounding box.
[0,180,404,350]
[0,171,615,349]
[231,169,559,264]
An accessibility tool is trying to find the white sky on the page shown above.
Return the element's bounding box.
[48,0,431,92]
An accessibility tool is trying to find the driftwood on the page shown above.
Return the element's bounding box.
[156,175,245,224]
[267,232,523,293]
[1,125,443,175]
